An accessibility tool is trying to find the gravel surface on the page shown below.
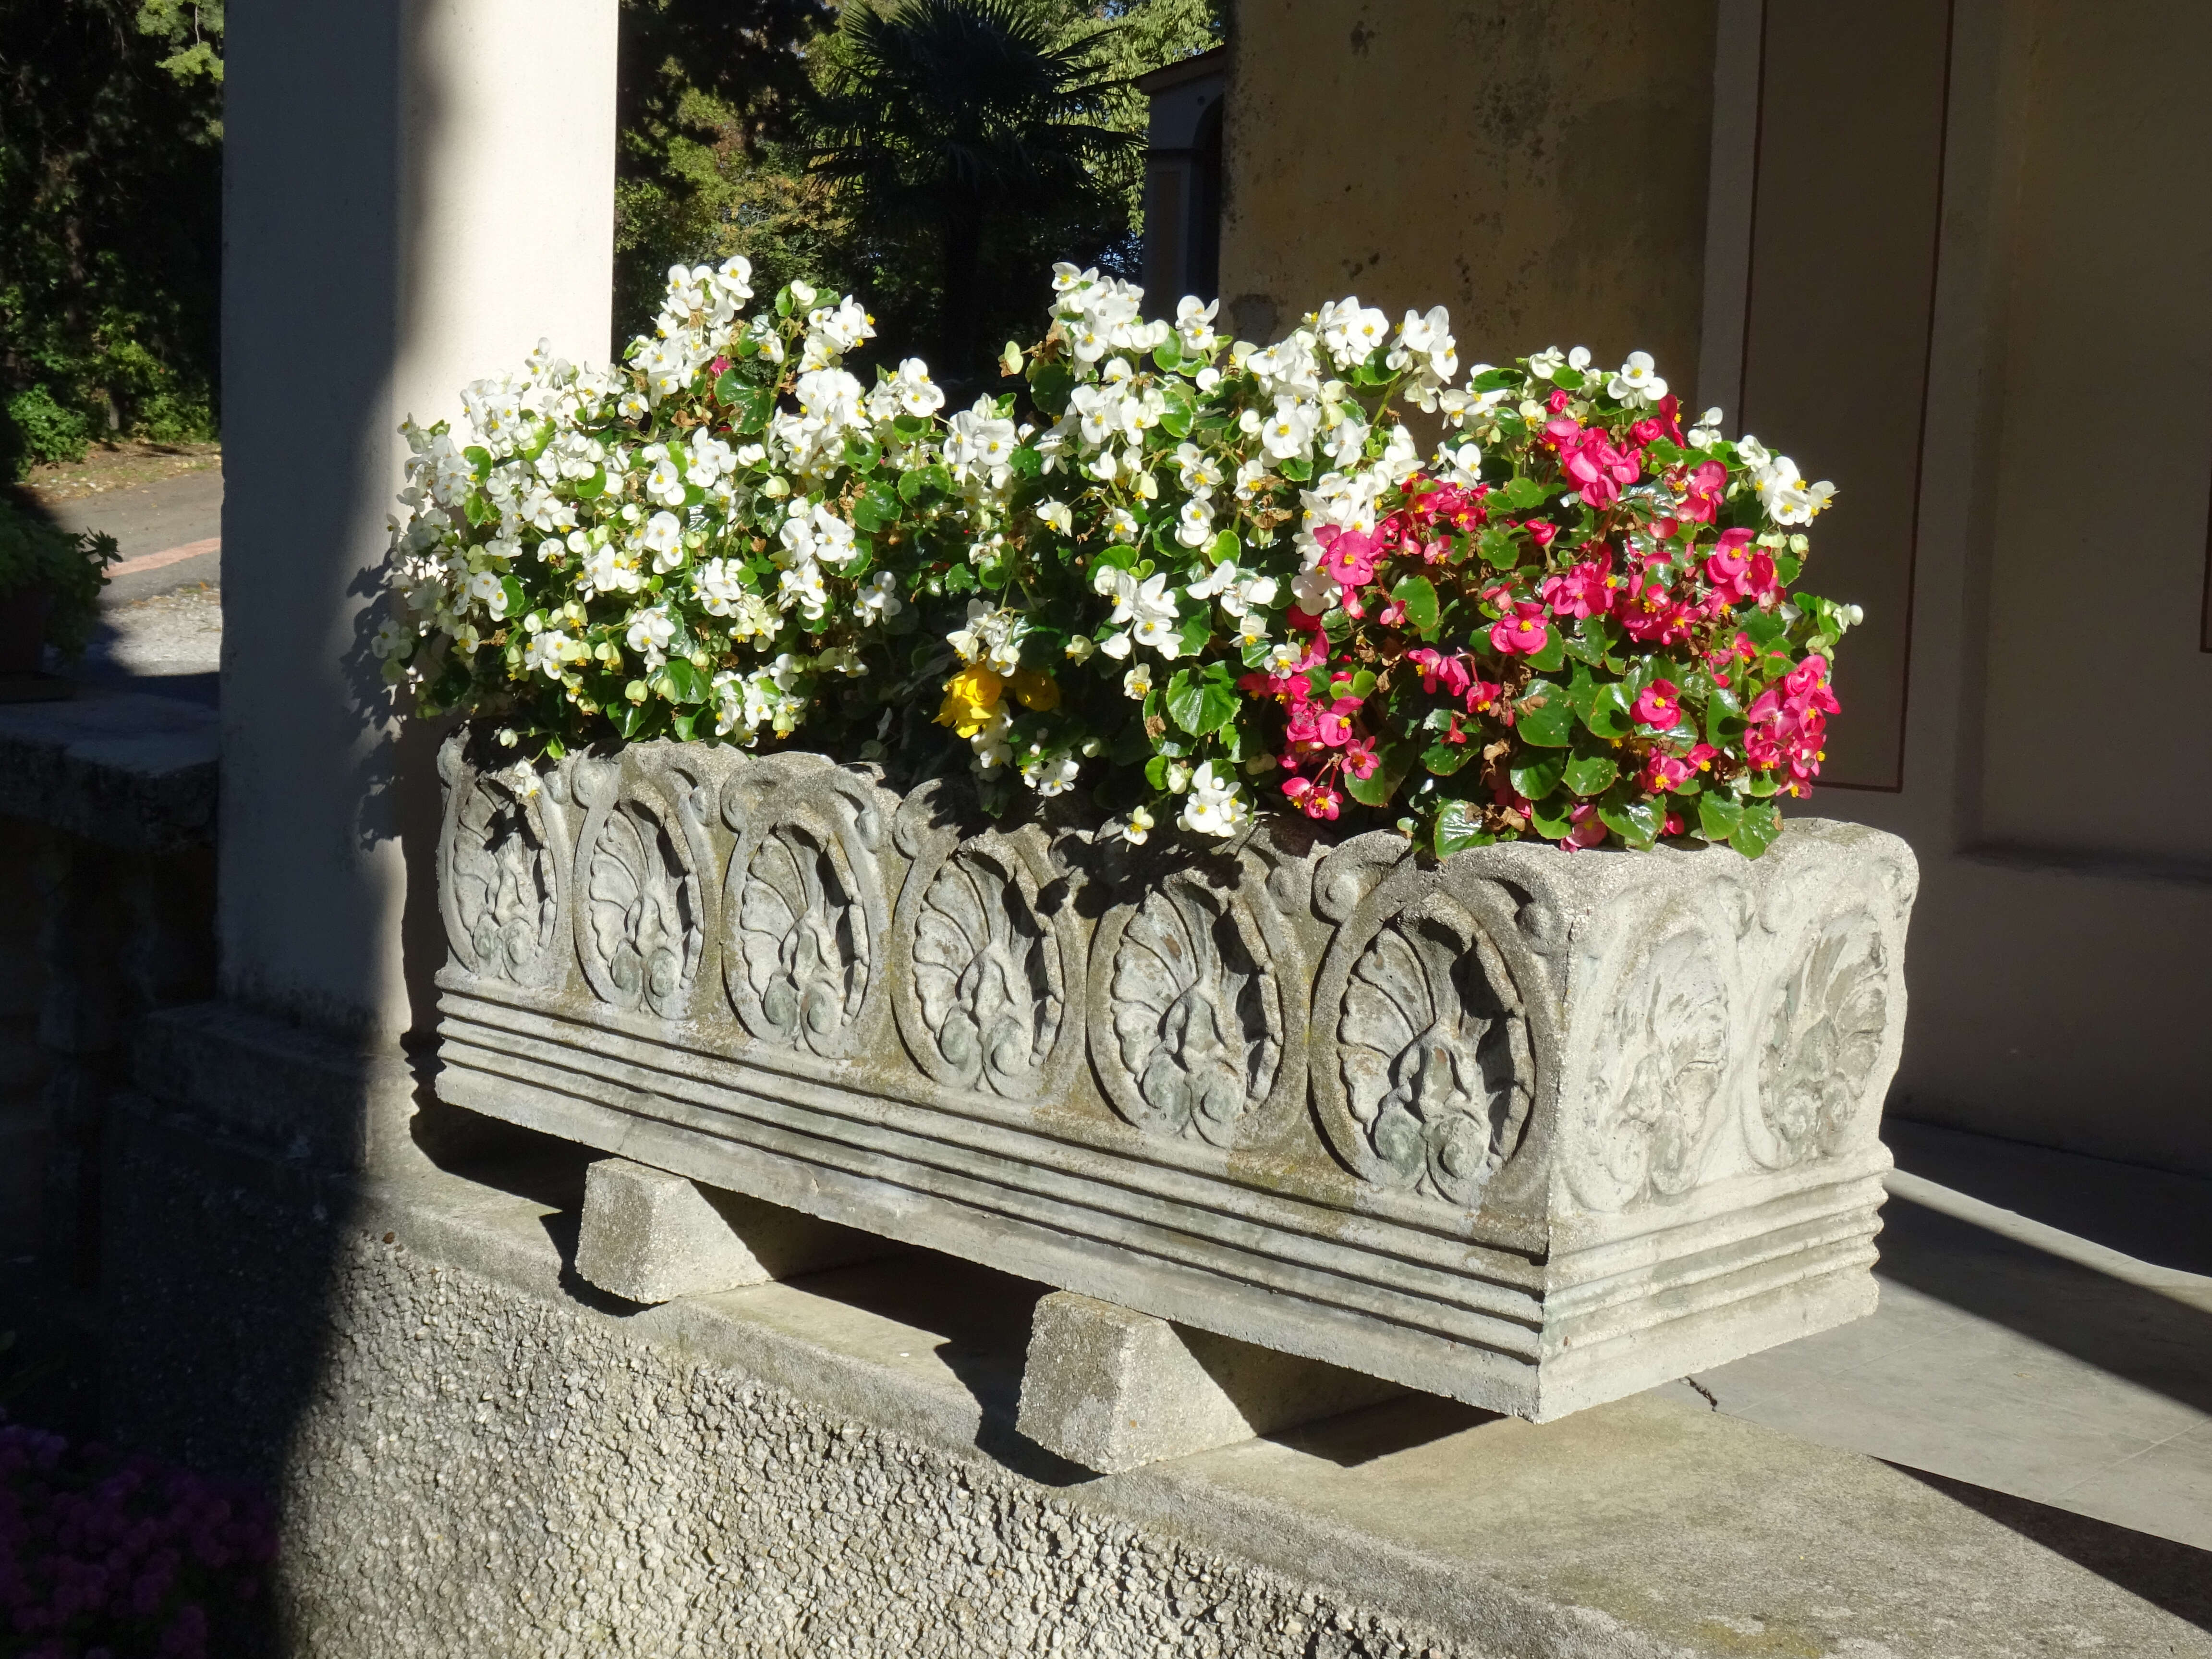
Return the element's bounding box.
[73,584,222,683]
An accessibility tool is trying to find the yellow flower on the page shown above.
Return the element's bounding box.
[1010,668,1060,711]
[936,665,1004,736]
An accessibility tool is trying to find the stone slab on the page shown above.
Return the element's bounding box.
[0,688,217,850]
[434,737,1919,1420]
[1017,1289,1403,1472]
[573,1154,883,1302]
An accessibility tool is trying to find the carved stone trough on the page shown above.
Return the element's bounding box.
[434,733,1918,1420]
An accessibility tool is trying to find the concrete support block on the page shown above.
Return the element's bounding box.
[1016,1291,1403,1474]
[573,1157,881,1303]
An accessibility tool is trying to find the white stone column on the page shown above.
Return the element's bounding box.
[220,0,618,1042]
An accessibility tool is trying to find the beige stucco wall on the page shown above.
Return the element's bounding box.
[1218,0,1719,391]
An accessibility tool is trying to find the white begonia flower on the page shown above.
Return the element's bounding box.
[780,500,858,569]
[856,570,903,623]
[371,615,415,660]
[1317,298,1391,369]
[1119,805,1155,846]
[1173,442,1223,494]
[1175,497,1215,549]
[693,558,748,617]
[1236,610,1268,646]
[465,568,503,609]
[625,605,677,668]
[1568,346,1592,371]
[1021,751,1081,796]
[1608,351,1667,404]
[1106,506,1140,543]
[1098,629,1132,660]
[1064,634,1096,663]
[523,629,567,679]
[1389,305,1457,379]
[1174,295,1219,355]
[688,429,735,487]
[1051,261,1098,294]
[1036,500,1073,536]
[793,368,865,431]
[1435,440,1484,488]
[1688,406,1726,446]
[945,396,1019,491]
[1177,761,1249,838]
[1526,346,1566,380]
[1264,640,1306,673]
[778,562,828,621]
[1122,662,1154,700]
[639,510,685,573]
[643,445,686,506]
[1259,395,1320,462]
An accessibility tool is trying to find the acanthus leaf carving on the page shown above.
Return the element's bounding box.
[1096,867,1289,1147]
[1336,894,1533,1208]
[1753,909,1889,1168]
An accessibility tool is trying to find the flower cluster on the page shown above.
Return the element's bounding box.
[386,262,1854,859]
[1,1415,277,1659]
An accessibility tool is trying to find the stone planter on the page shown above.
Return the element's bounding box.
[433,733,1917,1420]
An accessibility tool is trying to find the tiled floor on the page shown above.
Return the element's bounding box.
[1659,1119,2212,1550]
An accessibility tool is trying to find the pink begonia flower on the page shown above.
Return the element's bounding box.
[1405,647,1471,699]
[1541,551,1616,620]
[1676,460,1727,525]
[1377,599,1408,627]
[1663,812,1685,837]
[1343,737,1381,780]
[1524,519,1560,550]
[1642,749,1696,793]
[1316,526,1378,588]
[1630,416,1665,447]
[1555,427,1644,509]
[1490,602,1551,656]
[1465,677,1504,716]
[1563,802,1607,849]
[1313,695,1362,748]
[1633,678,1685,729]
[1702,527,1777,609]
[1282,775,1341,820]
[1616,574,1696,646]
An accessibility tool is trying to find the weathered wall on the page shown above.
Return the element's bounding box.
[1218,1,1718,389]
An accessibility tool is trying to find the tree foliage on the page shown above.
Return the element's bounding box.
[0,1,225,476]
[811,0,1141,377]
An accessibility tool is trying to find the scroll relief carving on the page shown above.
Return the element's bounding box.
[1753,909,1890,1168]
[1569,926,1733,1212]
[1092,867,1296,1147]
[1335,895,1534,1208]
[902,837,1072,1098]
[720,764,891,1059]
[444,769,565,985]
[575,763,707,1018]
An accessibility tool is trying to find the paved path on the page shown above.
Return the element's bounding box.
[35,466,226,606]
[17,465,226,702]
[1659,1119,2212,1552]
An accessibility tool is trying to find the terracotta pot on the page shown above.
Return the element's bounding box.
[0,587,49,675]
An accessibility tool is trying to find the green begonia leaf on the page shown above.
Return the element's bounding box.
[1497,476,1548,511]
[1563,752,1618,797]
[1510,754,1566,799]
[1598,795,1661,850]
[1432,799,1489,856]
[1582,682,1634,739]
[1697,793,1744,842]
[1516,682,1576,747]
[1729,800,1783,858]
[1391,573,1439,635]
[660,659,709,704]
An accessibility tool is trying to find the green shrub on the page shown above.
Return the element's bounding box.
[0,498,118,659]
[0,387,92,477]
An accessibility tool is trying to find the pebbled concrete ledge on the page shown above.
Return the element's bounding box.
[98,1074,2212,1659]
